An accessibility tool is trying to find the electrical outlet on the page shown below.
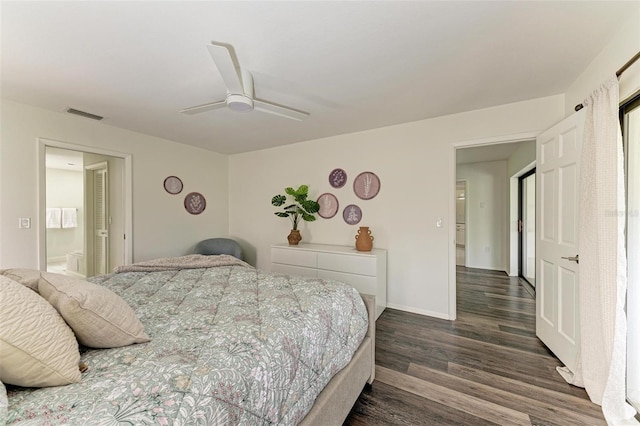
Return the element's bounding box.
[19,217,31,229]
[436,218,443,228]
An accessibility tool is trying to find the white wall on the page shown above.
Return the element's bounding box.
[457,161,507,271]
[45,168,84,260]
[229,95,564,318]
[0,99,229,268]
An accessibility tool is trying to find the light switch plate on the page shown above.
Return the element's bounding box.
[19,217,31,229]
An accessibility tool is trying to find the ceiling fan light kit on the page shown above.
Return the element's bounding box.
[181,42,309,121]
[226,94,254,112]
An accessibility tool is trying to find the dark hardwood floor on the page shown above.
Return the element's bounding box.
[344,266,606,425]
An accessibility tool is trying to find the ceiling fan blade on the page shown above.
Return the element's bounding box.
[207,42,243,94]
[254,99,309,121]
[180,100,226,115]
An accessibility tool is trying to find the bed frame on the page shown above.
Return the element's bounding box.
[300,293,376,425]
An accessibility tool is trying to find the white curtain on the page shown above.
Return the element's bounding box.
[558,77,637,424]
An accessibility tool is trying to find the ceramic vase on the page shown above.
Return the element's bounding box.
[288,229,302,245]
[355,226,374,251]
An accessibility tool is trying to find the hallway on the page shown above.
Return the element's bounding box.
[345,267,605,425]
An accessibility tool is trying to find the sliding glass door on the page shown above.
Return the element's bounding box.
[622,93,640,412]
[519,169,536,287]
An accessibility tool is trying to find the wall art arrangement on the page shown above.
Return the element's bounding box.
[163,176,207,215]
[319,168,380,225]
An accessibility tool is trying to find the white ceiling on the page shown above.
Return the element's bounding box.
[46,147,84,172]
[1,1,634,155]
[456,140,532,164]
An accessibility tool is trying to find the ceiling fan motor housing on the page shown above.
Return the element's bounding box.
[226,94,254,112]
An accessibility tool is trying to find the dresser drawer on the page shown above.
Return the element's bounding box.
[317,270,377,294]
[271,247,317,268]
[272,263,318,278]
[317,252,376,276]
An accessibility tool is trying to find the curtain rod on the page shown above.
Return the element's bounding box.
[574,51,640,112]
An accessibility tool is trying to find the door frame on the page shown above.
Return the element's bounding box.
[37,138,133,271]
[449,131,539,320]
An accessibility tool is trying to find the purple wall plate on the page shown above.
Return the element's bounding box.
[317,193,339,219]
[329,168,347,188]
[184,192,206,215]
[353,171,380,200]
[343,204,362,225]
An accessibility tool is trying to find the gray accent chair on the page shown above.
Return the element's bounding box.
[194,238,244,261]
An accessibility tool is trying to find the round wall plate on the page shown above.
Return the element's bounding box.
[329,168,348,189]
[164,176,183,194]
[353,171,380,200]
[317,193,339,219]
[343,204,362,225]
[184,192,206,215]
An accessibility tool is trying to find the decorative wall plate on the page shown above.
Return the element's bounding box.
[163,176,183,194]
[329,168,347,189]
[184,192,206,215]
[343,204,362,225]
[317,193,339,219]
[353,171,380,200]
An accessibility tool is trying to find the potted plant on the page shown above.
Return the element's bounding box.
[271,185,320,245]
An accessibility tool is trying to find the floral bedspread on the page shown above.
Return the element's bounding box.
[5,265,368,425]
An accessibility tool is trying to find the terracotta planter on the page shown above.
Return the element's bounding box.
[355,226,374,251]
[287,229,302,245]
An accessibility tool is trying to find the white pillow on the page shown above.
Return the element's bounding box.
[38,272,150,348]
[0,268,41,292]
[0,276,81,387]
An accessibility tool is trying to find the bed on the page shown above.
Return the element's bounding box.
[1,255,375,425]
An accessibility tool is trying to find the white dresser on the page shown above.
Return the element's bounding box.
[270,243,387,319]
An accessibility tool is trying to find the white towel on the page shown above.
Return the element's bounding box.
[62,208,78,228]
[46,208,61,228]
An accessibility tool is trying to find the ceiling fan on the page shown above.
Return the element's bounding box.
[181,42,309,121]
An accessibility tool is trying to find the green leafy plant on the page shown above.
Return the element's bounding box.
[271,185,320,230]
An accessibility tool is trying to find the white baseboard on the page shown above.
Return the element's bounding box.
[464,264,508,274]
[47,256,66,263]
[386,303,452,320]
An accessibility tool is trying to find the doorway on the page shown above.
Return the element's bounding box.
[451,135,538,319]
[519,168,536,290]
[38,139,133,275]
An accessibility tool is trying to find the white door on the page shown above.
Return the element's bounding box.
[85,162,109,276]
[536,109,584,372]
[93,167,109,275]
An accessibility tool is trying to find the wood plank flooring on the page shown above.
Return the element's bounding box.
[344,266,606,425]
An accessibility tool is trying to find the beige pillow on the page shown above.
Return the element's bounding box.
[0,268,42,292]
[0,275,81,387]
[38,272,150,348]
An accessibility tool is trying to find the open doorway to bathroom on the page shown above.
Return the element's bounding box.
[44,146,126,277]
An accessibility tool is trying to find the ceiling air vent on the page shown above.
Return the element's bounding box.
[66,108,104,121]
